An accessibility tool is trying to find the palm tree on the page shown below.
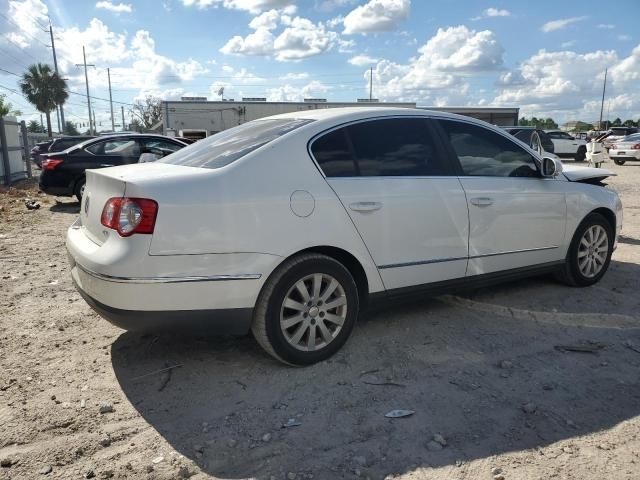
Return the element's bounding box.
[20,63,68,138]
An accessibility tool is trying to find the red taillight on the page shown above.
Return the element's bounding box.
[42,158,63,170]
[100,197,158,237]
[633,144,640,150]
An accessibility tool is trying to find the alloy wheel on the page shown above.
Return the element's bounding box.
[577,224,609,278]
[280,273,347,351]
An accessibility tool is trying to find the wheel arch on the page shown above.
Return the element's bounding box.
[271,246,371,310]
[589,207,616,233]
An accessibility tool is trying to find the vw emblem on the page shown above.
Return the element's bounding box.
[84,195,90,216]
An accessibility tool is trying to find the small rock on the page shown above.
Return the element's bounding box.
[193,444,204,453]
[84,469,95,479]
[498,360,513,369]
[262,433,272,442]
[152,456,164,464]
[432,434,447,446]
[81,399,87,408]
[426,441,443,451]
[39,465,52,475]
[1,458,12,468]
[227,438,237,448]
[145,465,154,473]
[99,437,111,448]
[455,459,464,467]
[353,456,367,467]
[177,466,191,478]
[491,467,502,475]
[99,402,114,414]
[494,475,505,480]
[522,402,537,414]
[99,470,113,479]
[563,446,573,454]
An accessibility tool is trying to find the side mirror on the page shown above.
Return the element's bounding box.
[139,152,159,163]
[542,156,562,177]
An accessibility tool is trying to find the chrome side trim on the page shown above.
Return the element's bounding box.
[378,256,467,270]
[377,246,558,270]
[75,263,261,284]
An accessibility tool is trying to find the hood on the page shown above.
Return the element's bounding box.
[562,164,616,182]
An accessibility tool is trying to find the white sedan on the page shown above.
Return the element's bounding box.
[609,133,640,165]
[67,108,623,365]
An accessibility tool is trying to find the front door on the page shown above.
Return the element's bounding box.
[310,117,469,291]
[435,119,567,276]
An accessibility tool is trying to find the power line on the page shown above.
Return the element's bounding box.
[0,12,50,48]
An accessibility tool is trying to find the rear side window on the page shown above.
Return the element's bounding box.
[311,117,447,177]
[438,120,538,177]
[160,118,314,169]
[310,129,357,177]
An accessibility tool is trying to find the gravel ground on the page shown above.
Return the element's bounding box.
[1,160,640,480]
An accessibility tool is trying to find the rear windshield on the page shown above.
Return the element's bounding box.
[159,118,314,169]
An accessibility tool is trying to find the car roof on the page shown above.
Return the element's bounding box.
[266,107,474,123]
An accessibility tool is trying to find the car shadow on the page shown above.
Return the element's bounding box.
[111,260,640,479]
[618,234,640,246]
[50,200,80,214]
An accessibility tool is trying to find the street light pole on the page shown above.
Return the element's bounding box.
[107,68,115,131]
[48,20,65,133]
[76,46,95,135]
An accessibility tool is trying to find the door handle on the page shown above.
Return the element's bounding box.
[470,197,494,207]
[349,201,382,212]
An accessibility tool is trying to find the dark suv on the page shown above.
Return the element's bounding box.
[503,127,555,155]
[39,134,187,201]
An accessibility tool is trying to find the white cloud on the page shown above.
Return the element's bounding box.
[618,34,632,41]
[366,26,504,103]
[348,54,378,66]
[343,0,410,34]
[95,1,132,13]
[279,72,309,80]
[597,24,615,29]
[494,45,640,121]
[541,16,588,33]
[181,0,294,13]
[561,40,576,48]
[221,12,341,61]
[485,7,510,17]
[267,80,331,101]
[316,0,355,12]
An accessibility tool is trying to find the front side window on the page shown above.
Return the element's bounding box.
[160,118,314,169]
[438,120,539,177]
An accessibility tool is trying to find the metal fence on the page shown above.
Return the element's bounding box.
[0,116,32,186]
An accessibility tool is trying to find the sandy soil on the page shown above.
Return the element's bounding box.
[1,161,639,480]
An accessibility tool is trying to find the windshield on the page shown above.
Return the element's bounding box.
[159,118,314,169]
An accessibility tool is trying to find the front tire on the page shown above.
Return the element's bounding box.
[557,213,613,287]
[614,159,626,165]
[575,146,586,162]
[252,253,359,366]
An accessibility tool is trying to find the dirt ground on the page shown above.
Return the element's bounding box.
[1,159,640,480]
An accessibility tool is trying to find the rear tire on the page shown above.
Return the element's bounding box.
[614,159,626,165]
[74,178,86,202]
[556,213,613,287]
[252,253,359,366]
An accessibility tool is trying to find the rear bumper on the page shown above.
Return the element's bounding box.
[72,275,252,334]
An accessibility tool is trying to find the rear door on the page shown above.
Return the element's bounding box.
[84,138,142,167]
[435,119,567,276]
[311,116,469,291]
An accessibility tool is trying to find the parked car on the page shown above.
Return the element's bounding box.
[602,127,640,150]
[30,140,53,168]
[39,134,187,201]
[608,133,640,165]
[502,127,555,155]
[545,130,587,161]
[67,108,622,366]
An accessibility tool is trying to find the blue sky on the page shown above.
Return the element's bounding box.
[1,0,639,129]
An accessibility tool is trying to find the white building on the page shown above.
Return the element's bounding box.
[160,99,519,140]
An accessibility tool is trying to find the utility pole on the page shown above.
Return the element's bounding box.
[48,20,65,132]
[369,67,373,101]
[76,46,95,135]
[121,105,125,131]
[598,67,607,131]
[107,68,115,131]
[92,110,97,134]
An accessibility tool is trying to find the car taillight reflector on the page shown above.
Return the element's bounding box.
[42,158,64,170]
[633,144,640,150]
[100,197,158,236]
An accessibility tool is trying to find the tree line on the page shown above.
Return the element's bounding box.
[520,116,639,131]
